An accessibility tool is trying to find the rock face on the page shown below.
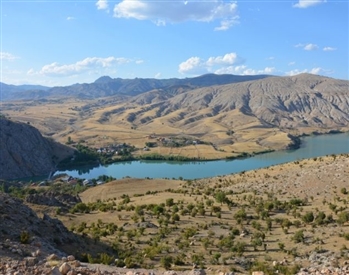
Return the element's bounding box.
[25,191,81,209]
[0,192,79,252]
[0,118,73,180]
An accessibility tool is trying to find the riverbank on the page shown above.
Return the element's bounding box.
[54,132,349,180]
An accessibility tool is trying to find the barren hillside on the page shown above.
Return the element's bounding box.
[2,73,349,159]
[0,118,74,180]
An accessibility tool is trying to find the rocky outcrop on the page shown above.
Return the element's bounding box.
[0,193,79,253]
[25,191,81,209]
[0,118,73,180]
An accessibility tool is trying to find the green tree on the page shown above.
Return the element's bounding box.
[292,230,305,243]
[215,191,227,205]
[166,198,174,207]
[160,255,173,270]
[337,211,349,225]
[302,212,314,224]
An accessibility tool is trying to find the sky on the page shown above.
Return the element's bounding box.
[1,0,348,86]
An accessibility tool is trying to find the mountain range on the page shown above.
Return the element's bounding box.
[1,74,271,100]
[96,73,349,132]
[2,73,349,161]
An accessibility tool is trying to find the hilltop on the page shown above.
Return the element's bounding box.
[1,74,271,101]
[1,73,349,161]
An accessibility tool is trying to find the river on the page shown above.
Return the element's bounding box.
[55,132,349,180]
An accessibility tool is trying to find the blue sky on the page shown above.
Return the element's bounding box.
[1,0,348,86]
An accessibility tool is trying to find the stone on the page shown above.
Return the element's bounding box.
[25,257,38,266]
[67,270,77,275]
[67,255,75,262]
[272,261,278,267]
[47,254,59,261]
[51,266,61,275]
[73,260,80,267]
[188,269,206,275]
[59,262,71,275]
[252,272,265,275]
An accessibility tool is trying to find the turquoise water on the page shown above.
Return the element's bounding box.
[55,132,349,180]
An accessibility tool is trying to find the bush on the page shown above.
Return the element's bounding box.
[20,231,30,244]
[292,230,304,243]
[70,202,90,214]
[302,212,314,223]
[160,255,173,269]
[99,253,115,265]
[337,211,349,225]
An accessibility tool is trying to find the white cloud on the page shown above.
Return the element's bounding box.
[27,68,37,76]
[96,0,109,10]
[295,43,319,51]
[286,69,307,76]
[309,67,322,74]
[293,0,326,8]
[178,57,205,75]
[214,16,239,31]
[31,56,141,77]
[66,16,75,20]
[179,53,274,76]
[323,46,336,51]
[113,0,239,30]
[0,52,19,61]
[288,61,296,66]
[285,67,324,76]
[304,43,318,51]
[214,66,275,75]
[179,53,244,74]
[206,53,240,66]
[214,65,246,75]
[155,73,161,78]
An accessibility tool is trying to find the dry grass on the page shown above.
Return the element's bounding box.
[1,98,314,161]
[80,178,183,203]
[47,153,349,273]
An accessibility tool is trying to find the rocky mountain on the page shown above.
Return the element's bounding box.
[1,73,271,100]
[2,73,348,156]
[0,82,51,101]
[112,73,349,131]
[0,192,79,257]
[0,118,74,180]
[0,192,115,273]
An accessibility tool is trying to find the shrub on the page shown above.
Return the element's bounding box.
[99,253,115,265]
[337,211,349,225]
[302,212,314,223]
[20,231,30,244]
[292,230,304,243]
[160,255,173,269]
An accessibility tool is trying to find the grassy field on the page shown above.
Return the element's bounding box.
[31,153,349,274]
